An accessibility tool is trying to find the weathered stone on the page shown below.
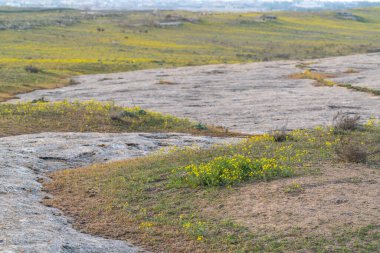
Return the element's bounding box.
[0,132,232,252]
[10,53,380,134]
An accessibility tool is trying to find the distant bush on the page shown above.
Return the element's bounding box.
[335,138,368,163]
[24,65,41,73]
[69,78,80,85]
[271,128,292,142]
[333,112,360,132]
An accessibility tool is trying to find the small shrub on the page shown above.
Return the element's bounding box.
[24,65,41,73]
[110,108,147,121]
[110,110,125,122]
[31,96,48,103]
[271,129,291,142]
[335,138,368,163]
[194,122,208,130]
[69,78,80,85]
[333,112,360,132]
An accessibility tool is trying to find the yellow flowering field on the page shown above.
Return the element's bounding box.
[1,8,380,100]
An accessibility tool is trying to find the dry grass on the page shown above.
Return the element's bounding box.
[335,138,368,163]
[43,124,380,252]
[290,70,380,96]
[289,70,337,87]
[218,163,380,239]
[157,80,177,85]
[344,68,360,74]
[333,112,361,132]
[271,128,291,142]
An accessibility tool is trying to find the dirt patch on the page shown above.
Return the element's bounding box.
[211,163,380,236]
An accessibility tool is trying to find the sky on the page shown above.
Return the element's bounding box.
[2,0,380,10]
[4,0,380,2]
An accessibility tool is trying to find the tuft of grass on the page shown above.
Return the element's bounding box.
[284,182,304,194]
[0,100,239,137]
[289,69,336,86]
[344,68,359,74]
[157,80,177,85]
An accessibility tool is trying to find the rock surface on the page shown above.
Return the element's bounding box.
[11,53,380,134]
[0,132,232,253]
[308,53,380,90]
[2,53,380,252]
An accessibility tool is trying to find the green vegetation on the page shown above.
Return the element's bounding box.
[290,69,336,86]
[290,69,380,95]
[172,145,294,187]
[338,83,380,96]
[2,8,380,100]
[0,100,234,137]
[2,7,380,252]
[44,123,380,252]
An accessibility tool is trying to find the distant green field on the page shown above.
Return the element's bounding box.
[1,8,380,100]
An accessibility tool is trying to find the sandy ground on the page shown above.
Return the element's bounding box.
[0,132,231,252]
[214,163,380,237]
[11,53,380,134]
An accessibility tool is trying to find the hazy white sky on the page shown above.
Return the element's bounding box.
[214,0,379,1]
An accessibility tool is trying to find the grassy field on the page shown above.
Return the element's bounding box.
[1,8,380,100]
[2,7,380,252]
[0,100,236,137]
[44,121,380,252]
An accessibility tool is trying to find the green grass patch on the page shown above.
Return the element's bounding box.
[0,100,234,137]
[337,83,380,96]
[2,8,380,100]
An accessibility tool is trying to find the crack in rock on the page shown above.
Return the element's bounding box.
[0,132,234,252]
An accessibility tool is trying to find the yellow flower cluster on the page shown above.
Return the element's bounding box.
[0,100,113,116]
[139,221,154,228]
[177,154,292,187]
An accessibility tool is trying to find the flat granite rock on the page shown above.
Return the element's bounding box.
[10,53,380,134]
[308,53,380,90]
[0,132,233,253]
